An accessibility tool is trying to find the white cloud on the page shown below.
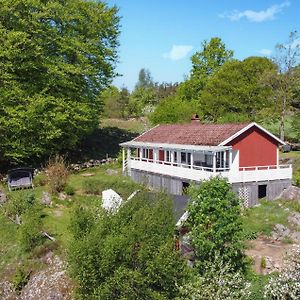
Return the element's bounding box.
[221,1,290,23]
[258,49,272,56]
[163,45,193,61]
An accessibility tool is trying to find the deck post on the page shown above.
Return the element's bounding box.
[213,152,216,173]
[229,150,232,169]
[190,152,194,169]
[127,148,131,175]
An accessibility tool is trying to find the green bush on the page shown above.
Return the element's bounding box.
[33,173,47,187]
[5,191,36,219]
[83,179,101,195]
[12,265,30,293]
[19,210,43,252]
[64,185,75,196]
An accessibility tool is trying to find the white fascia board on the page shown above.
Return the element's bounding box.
[218,122,285,146]
[120,141,231,152]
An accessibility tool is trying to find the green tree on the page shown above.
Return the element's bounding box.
[199,57,275,122]
[179,37,234,101]
[262,31,300,140]
[135,68,154,89]
[187,177,245,272]
[0,0,120,165]
[68,192,187,299]
[150,96,199,125]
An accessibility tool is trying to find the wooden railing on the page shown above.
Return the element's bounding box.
[131,157,230,172]
[239,165,291,171]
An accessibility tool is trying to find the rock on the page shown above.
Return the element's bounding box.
[106,169,118,176]
[58,192,68,201]
[272,224,291,241]
[290,231,300,243]
[288,212,300,227]
[0,281,17,300]
[0,190,6,204]
[280,186,300,201]
[41,192,52,206]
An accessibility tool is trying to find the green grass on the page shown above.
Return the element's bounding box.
[0,213,23,272]
[0,163,144,277]
[242,199,299,239]
[100,117,150,133]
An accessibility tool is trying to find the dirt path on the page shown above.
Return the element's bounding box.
[246,236,295,274]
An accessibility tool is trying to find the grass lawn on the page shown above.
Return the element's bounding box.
[100,117,150,133]
[0,163,143,278]
[242,198,300,239]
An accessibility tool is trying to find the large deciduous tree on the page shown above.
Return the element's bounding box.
[0,0,120,165]
[262,31,300,141]
[178,37,234,101]
[68,192,187,299]
[199,57,275,122]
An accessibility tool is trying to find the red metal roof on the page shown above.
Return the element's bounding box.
[134,123,250,146]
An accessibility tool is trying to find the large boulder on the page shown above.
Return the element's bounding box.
[280,186,300,201]
[272,224,291,241]
[288,212,300,227]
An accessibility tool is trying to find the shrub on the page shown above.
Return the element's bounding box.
[264,245,300,299]
[188,177,246,272]
[46,155,69,194]
[64,185,75,196]
[19,210,43,252]
[33,172,47,187]
[260,257,266,269]
[12,265,30,293]
[5,191,36,220]
[82,179,101,195]
[179,255,251,300]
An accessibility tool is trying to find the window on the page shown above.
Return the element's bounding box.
[142,148,149,159]
[165,150,171,162]
[174,152,177,163]
[181,152,191,166]
[181,152,187,164]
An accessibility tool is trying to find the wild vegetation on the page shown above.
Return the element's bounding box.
[0,0,300,299]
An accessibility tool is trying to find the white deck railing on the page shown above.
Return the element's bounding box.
[129,158,292,183]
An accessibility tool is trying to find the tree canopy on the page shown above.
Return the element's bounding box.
[0,0,120,165]
[187,177,245,272]
[68,192,188,299]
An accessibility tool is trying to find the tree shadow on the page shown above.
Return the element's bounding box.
[67,127,138,163]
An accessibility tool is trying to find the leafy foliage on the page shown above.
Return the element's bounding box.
[199,57,275,122]
[179,37,233,101]
[264,245,300,299]
[149,96,199,125]
[0,0,120,165]
[178,255,251,300]
[68,192,187,299]
[187,177,246,272]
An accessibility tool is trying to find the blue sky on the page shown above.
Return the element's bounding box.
[107,0,300,90]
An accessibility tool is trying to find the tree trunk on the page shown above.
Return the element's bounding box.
[280,112,285,141]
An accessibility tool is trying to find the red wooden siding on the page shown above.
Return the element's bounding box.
[227,127,278,167]
[159,150,164,161]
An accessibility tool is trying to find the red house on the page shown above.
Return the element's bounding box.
[120,120,292,206]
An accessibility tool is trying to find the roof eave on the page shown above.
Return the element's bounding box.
[218,122,285,146]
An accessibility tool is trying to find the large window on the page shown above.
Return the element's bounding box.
[142,148,149,159]
[165,150,171,162]
[181,152,191,166]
